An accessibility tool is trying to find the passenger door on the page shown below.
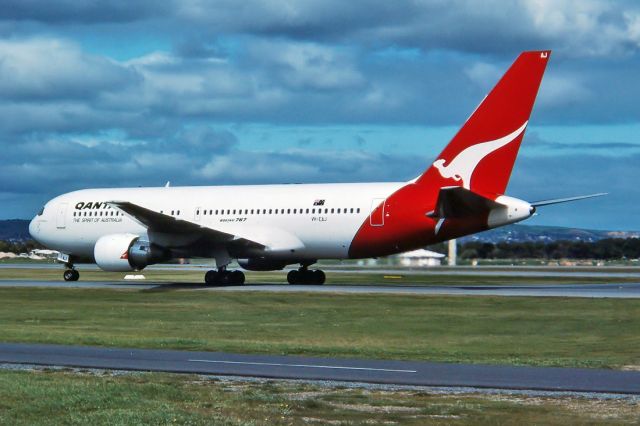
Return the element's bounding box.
[369,198,385,227]
[56,203,67,229]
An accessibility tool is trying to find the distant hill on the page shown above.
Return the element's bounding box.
[0,219,31,241]
[0,219,637,243]
[460,224,639,243]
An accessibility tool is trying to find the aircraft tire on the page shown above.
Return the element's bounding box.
[312,269,325,285]
[230,270,245,285]
[204,270,218,286]
[287,270,299,285]
[63,269,79,281]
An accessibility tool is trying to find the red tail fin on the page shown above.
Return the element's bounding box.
[416,50,550,196]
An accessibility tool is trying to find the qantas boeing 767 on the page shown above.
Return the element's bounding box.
[29,50,603,285]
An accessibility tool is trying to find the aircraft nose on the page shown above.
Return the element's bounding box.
[29,217,40,240]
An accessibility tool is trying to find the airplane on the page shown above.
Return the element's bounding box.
[29,50,604,285]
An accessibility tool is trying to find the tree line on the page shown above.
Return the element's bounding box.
[445,239,640,260]
[0,240,43,254]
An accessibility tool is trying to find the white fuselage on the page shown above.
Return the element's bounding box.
[30,182,404,261]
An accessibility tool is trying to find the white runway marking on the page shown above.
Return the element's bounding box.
[188,359,417,373]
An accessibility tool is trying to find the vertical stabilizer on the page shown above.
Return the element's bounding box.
[417,50,551,196]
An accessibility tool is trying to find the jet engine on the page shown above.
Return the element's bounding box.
[94,233,169,272]
[237,258,288,271]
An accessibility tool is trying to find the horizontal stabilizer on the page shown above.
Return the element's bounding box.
[427,186,501,218]
[531,193,607,207]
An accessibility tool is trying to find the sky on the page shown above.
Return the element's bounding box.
[1,0,639,230]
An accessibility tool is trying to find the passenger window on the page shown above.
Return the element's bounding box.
[269,209,272,214]
[357,208,361,213]
[306,209,309,214]
[337,208,340,213]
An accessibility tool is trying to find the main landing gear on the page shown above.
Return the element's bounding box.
[287,266,326,285]
[204,267,245,286]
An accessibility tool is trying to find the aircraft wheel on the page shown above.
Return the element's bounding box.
[230,270,245,285]
[287,270,299,285]
[312,269,325,285]
[63,269,79,282]
[204,270,218,286]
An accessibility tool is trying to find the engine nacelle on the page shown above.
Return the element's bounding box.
[94,233,168,272]
[237,258,288,271]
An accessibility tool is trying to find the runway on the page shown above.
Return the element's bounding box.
[1,342,639,394]
[0,280,639,298]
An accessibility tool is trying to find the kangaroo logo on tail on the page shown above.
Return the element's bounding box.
[433,121,528,189]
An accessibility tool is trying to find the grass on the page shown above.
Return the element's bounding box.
[0,287,638,369]
[1,368,638,425]
[1,266,638,285]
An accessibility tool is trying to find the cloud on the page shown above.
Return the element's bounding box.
[246,40,365,91]
[0,38,139,101]
[4,1,640,58]
[510,152,639,229]
[0,0,167,23]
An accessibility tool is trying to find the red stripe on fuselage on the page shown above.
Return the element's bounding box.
[347,182,490,259]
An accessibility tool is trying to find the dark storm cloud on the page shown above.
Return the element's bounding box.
[0,0,168,23]
[4,1,640,58]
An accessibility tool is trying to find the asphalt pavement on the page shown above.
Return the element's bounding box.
[1,342,638,394]
[0,280,639,298]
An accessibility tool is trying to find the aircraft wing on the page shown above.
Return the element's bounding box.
[427,186,501,218]
[106,201,304,253]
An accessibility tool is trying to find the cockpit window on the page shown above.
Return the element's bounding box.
[37,207,44,216]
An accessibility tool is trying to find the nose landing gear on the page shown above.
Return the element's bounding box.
[204,267,245,286]
[63,268,80,282]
